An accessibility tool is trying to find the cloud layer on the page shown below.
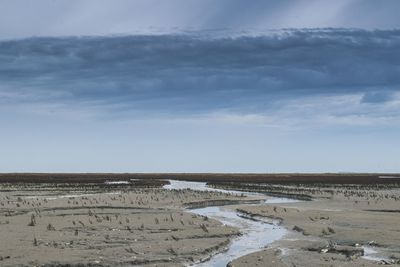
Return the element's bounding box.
[2,0,400,39]
[0,29,399,125]
[1,29,400,172]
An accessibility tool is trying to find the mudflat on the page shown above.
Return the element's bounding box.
[1,174,400,267]
[221,182,400,267]
[0,182,261,266]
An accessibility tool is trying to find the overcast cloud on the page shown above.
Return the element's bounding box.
[1,0,400,39]
[1,29,399,119]
[0,1,399,172]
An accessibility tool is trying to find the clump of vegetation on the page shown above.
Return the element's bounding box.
[327,227,335,234]
[47,223,56,231]
[28,214,36,226]
[200,224,209,233]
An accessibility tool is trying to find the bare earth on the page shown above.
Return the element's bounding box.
[0,184,261,267]
[228,183,400,267]
[1,180,399,267]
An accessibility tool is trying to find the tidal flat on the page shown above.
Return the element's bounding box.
[0,174,399,267]
[0,182,255,266]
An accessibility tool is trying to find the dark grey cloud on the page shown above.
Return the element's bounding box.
[1,26,400,173]
[360,91,396,104]
[0,29,399,116]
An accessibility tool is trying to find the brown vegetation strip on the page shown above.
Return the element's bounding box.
[1,173,400,184]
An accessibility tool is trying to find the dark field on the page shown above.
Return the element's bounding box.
[1,173,400,184]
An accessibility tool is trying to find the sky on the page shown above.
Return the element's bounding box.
[0,0,400,173]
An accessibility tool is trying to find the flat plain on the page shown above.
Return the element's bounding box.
[0,173,399,267]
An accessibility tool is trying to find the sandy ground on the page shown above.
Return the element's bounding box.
[1,181,399,267]
[0,185,262,267]
[228,184,400,267]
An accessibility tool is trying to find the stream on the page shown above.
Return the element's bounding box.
[164,180,390,266]
[164,180,297,267]
[22,180,388,266]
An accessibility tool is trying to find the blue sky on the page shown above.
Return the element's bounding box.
[0,1,399,172]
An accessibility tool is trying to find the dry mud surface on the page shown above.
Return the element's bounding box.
[223,182,400,267]
[0,183,261,267]
[1,177,400,267]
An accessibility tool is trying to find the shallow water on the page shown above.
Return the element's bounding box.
[104,180,130,185]
[192,206,286,267]
[362,246,391,262]
[163,180,260,196]
[164,180,297,267]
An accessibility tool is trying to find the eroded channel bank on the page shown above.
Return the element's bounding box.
[210,183,400,266]
[164,180,298,267]
[0,182,250,266]
[166,180,400,267]
[0,178,398,267]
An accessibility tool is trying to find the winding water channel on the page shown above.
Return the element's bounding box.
[23,179,387,265]
[164,180,297,267]
[164,180,388,266]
